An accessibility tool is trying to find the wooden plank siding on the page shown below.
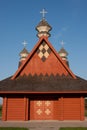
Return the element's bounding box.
[30,100,34,120]
[7,97,25,120]
[30,99,56,120]
[20,52,70,77]
[2,96,85,121]
[53,98,62,120]
[63,97,82,120]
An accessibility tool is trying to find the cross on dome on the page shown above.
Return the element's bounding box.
[40,8,47,19]
[22,40,27,48]
[60,40,65,47]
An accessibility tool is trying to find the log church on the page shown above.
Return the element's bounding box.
[0,9,87,121]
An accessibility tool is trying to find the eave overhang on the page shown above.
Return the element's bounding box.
[0,91,87,95]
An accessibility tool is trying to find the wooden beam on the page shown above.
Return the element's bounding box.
[60,97,64,120]
[80,96,85,121]
[2,97,7,121]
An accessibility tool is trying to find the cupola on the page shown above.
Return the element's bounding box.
[59,41,69,67]
[19,41,29,67]
[36,9,52,38]
[59,47,69,67]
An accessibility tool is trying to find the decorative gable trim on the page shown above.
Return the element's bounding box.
[12,36,76,80]
[37,40,51,62]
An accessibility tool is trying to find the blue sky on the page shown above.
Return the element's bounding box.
[0,0,87,80]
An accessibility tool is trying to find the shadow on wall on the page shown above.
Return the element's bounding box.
[0,97,2,118]
[85,98,87,117]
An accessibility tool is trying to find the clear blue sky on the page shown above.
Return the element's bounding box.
[0,0,87,80]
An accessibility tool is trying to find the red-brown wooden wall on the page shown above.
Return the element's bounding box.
[2,97,29,121]
[2,96,85,121]
[63,97,82,120]
[29,96,84,120]
[7,98,24,120]
[20,53,69,76]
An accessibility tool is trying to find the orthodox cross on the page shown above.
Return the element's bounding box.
[22,40,27,48]
[40,8,47,19]
[60,40,65,47]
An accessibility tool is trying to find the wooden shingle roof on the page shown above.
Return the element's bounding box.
[0,75,87,92]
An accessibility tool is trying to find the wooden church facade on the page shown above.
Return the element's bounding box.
[0,11,87,121]
[2,93,85,121]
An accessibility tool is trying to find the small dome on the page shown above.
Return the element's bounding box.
[19,48,29,60]
[18,47,29,68]
[59,47,68,57]
[19,48,29,55]
[59,47,69,67]
[36,19,52,29]
[36,19,52,38]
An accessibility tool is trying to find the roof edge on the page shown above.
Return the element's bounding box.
[0,91,87,94]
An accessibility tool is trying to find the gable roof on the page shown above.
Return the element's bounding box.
[12,36,76,80]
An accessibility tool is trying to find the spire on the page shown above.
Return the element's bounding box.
[19,41,29,67]
[59,40,69,67]
[36,9,52,38]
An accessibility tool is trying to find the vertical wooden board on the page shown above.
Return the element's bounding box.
[30,100,34,120]
[24,97,29,121]
[60,97,64,120]
[2,97,7,121]
[26,98,29,120]
[7,97,25,120]
[63,97,81,120]
[80,97,85,120]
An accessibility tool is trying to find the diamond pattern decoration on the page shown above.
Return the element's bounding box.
[45,109,51,115]
[36,109,42,115]
[37,41,51,61]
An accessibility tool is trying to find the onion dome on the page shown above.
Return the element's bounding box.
[59,47,69,67]
[36,9,52,38]
[19,48,29,61]
[36,19,52,38]
[19,41,29,67]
